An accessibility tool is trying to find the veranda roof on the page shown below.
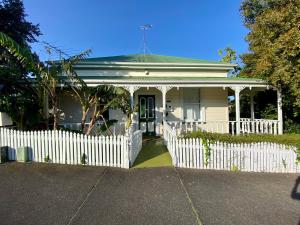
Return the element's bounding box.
[77,76,268,88]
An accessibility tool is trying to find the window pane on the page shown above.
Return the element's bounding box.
[184,103,200,120]
[148,97,154,118]
[140,97,146,118]
[183,88,201,121]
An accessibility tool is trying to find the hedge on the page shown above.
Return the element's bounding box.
[183,131,300,149]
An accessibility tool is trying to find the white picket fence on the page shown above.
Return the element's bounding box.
[0,128,144,168]
[129,130,143,166]
[164,122,299,173]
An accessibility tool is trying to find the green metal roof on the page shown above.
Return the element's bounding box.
[80,54,224,64]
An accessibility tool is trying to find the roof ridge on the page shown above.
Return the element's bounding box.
[81,54,225,64]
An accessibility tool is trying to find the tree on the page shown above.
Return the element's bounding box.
[218,46,241,75]
[67,77,94,131]
[65,64,133,135]
[0,32,92,130]
[0,0,42,129]
[39,45,91,130]
[218,46,237,64]
[240,0,300,127]
[69,82,132,136]
[0,31,42,129]
[0,0,41,47]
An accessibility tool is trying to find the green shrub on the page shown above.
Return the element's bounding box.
[59,127,82,134]
[81,153,87,165]
[44,155,50,163]
[231,165,239,172]
[183,131,300,148]
[296,150,300,164]
[284,119,300,134]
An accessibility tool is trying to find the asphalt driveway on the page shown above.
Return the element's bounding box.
[0,162,299,225]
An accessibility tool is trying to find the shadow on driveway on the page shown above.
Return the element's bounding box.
[291,177,300,200]
[291,176,300,224]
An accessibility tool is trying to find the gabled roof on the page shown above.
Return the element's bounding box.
[80,54,224,64]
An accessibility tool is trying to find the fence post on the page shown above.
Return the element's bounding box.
[171,127,177,165]
[277,89,283,135]
[125,126,133,168]
[125,136,130,169]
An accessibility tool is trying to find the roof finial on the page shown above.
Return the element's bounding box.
[140,24,152,56]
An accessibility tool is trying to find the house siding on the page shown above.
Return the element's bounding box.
[0,112,13,126]
[77,69,228,78]
[59,93,82,124]
[200,87,228,122]
[58,87,229,134]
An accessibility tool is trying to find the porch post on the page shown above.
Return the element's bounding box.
[250,90,255,120]
[277,88,283,134]
[129,86,134,110]
[235,87,241,135]
[162,86,167,121]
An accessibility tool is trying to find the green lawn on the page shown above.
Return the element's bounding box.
[132,137,173,168]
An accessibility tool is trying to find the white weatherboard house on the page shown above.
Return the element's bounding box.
[59,54,283,136]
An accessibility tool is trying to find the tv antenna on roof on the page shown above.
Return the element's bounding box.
[140,24,152,56]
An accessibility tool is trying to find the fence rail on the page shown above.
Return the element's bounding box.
[61,122,127,136]
[164,122,299,173]
[0,128,132,168]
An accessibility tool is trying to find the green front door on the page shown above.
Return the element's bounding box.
[138,95,156,135]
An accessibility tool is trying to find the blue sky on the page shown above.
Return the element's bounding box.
[23,0,248,61]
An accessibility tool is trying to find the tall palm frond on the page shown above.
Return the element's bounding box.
[0,32,36,71]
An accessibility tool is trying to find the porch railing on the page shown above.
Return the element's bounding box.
[239,118,279,135]
[167,118,280,135]
[167,121,230,135]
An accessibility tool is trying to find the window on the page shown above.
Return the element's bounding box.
[183,88,201,121]
[148,97,154,118]
[140,97,146,118]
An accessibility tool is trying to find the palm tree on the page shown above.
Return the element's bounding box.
[1,32,133,134]
[0,31,91,130]
[0,32,36,71]
[66,67,133,135]
[65,72,93,132]
[0,32,42,129]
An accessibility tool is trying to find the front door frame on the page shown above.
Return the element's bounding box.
[138,95,156,135]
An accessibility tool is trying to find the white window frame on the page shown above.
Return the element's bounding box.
[182,88,204,122]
